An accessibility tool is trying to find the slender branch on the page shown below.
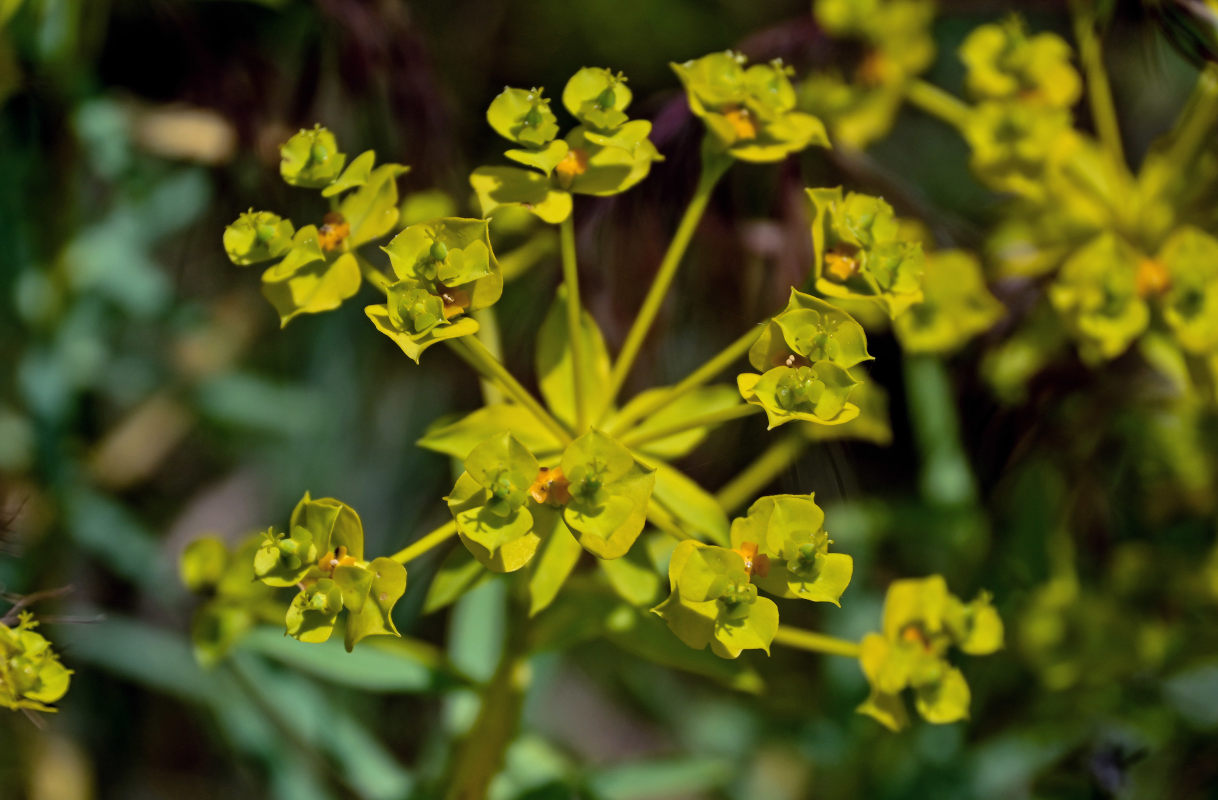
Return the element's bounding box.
[604,147,732,410]
[905,79,973,132]
[559,216,589,432]
[1141,63,1218,203]
[646,503,692,541]
[354,253,392,293]
[1070,0,1126,169]
[472,308,505,404]
[773,626,862,659]
[390,520,458,564]
[605,325,761,436]
[447,337,573,445]
[714,433,809,514]
[903,354,977,507]
[619,403,759,449]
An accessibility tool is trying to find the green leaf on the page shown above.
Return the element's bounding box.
[285,579,343,644]
[280,125,346,188]
[599,538,664,607]
[321,149,376,198]
[914,666,970,724]
[536,286,611,429]
[646,461,730,546]
[423,544,491,614]
[709,595,778,659]
[333,563,375,613]
[448,472,540,572]
[417,403,563,460]
[289,492,365,560]
[344,557,407,651]
[616,384,741,460]
[857,688,910,731]
[470,166,573,224]
[505,140,570,176]
[525,507,583,616]
[339,162,408,248]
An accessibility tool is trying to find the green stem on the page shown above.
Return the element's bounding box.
[1141,64,1218,204]
[619,403,759,449]
[903,354,977,507]
[1071,0,1126,169]
[604,148,732,411]
[559,216,588,433]
[442,618,529,800]
[772,626,861,659]
[905,79,973,132]
[646,502,692,541]
[472,308,505,405]
[447,337,572,446]
[355,253,392,293]
[714,433,809,513]
[605,325,761,436]
[390,520,458,564]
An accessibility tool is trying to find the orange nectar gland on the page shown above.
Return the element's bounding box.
[318,212,351,252]
[900,624,932,651]
[555,148,590,189]
[856,50,889,87]
[528,467,572,506]
[824,249,860,282]
[722,106,758,141]
[438,285,470,319]
[318,546,357,576]
[733,541,770,579]
[1136,258,1171,298]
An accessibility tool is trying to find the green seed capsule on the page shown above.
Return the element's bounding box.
[595,87,616,109]
[430,241,448,262]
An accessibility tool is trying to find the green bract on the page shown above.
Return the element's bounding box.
[1159,226,1218,355]
[728,494,853,606]
[807,187,925,317]
[366,217,502,362]
[894,250,1005,354]
[223,210,294,266]
[248,493,408,651]
[748,289,872,371]
[1049,233,1149,362]
[560,430,655,559]
[280,124,347,188]
[857,575,1003,731]
[180,534,280,666]
[652,540,780,659]
[448,432,543,572]
[0,613,72,713]
[960,18,1081,107]
[472,70,661,224]
[737,362,860,429]
[672,51,828,162]
[964,102,1075,199]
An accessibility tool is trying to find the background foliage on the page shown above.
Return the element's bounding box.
[2,0,1217,798]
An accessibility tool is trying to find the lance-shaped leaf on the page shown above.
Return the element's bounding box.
[729,494,853,606]
[611,384,741,460]
[487,87,560,147]
[280,125,346,188]
[672,51,828,162]
[253,525,320,587]
[344,557,407,651]
[560,430,655,559]
[285,579,344,644]
[537,285,611,429]
[417,402,564,461]
[223,210,295,266]
[261,226,362,326]
[737,362,860,429]
[1048,232,1149,362]
[807,187,925,318]
[524,506,583,616]
[749,289,872,372]
[652,541,779,659]
[1159,226,1218,355]
[895,250,1004,354]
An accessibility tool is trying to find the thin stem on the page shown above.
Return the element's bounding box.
[1071,0,1126,169]
[905,79,973,132]
[772,626,861,659]
[619,403,759,449]
[714,433,809,514]
[903,354,977,507]
[354,253,392,293]
[604,148,732,409]
[559,216,588,432]
[447,337,572,446]
[472,308,505,404]
[604,325,761,435]
[1141,64,1218,204]
[390,520,458,564]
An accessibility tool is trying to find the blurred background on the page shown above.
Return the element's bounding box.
[2,0,1218,798]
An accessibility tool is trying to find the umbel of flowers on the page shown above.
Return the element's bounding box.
[0,612,72,713]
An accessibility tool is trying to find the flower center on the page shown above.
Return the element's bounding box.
[318,212,350,252]
[1135,258,1170,298]
[528,466,572,506]
[722,106,758,140]
[556,148,590,188]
